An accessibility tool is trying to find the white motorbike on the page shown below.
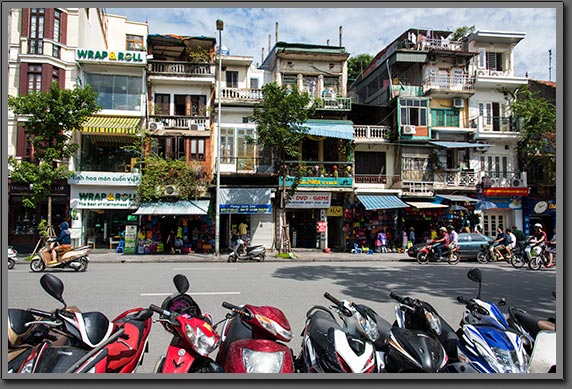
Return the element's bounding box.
[8,246,17,270]
[227,238,266,262]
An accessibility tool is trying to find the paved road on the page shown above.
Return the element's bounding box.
[7,257,556,374]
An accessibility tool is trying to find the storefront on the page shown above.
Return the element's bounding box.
[478,187,529,237]
[285,192,333,249]
[523,198,556,237]
[401,200,449,243]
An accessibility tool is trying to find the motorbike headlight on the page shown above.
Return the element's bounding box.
[19,358,35,374]
[254,314,292,341]
[357,313,379,342]
[185,323,219,356]
[242,349,284,373]
[425,310,442,335]
[486,347,527,373]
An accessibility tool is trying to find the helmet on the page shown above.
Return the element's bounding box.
[60,221,69,230]
[447,225,454,231]
[439,227,447,232]
[534,223,543,229]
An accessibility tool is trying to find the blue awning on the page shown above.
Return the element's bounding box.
[428,141,491,149]
[357,195,410,210]
[300,119,354,140]
[435,194,478,203]
[134,200,210,215]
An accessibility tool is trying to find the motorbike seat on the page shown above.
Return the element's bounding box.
[307,309,342,351]
[245,245,263,253]
[513,310,542,338]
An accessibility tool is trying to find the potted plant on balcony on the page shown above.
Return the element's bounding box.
[429,149,444,171]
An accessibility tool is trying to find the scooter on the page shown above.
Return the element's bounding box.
[149,274,223,373]
[227,238,266,263]
[477,241,509,263]
[8,246,17,269]
[215,301,294,373]
[15,274,153,373]
[29,238,90,272]
[455,268,529,373]
[416,241,460,265]
[296,292,382,373]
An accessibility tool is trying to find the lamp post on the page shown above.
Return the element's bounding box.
[215,19,223,257]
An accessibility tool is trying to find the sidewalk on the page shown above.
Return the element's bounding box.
[87,248,410,264]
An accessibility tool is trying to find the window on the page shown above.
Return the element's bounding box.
[52,9,61,58]
[355,151,386,175]
[220,127,235,163]
[173,94,206,116]
[432,108,459,127]
[126,34,144,51]
[29,8,45,54]
[226,71,238,88]
[85,73,142,111]
[27,64,42,93]
[154,94,170,115]
[324,76,339,94]
[250,78,259,89]
[486,52,503,71]
[399,98,428,126]
[189,138,205,160]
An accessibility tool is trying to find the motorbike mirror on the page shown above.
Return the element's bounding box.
[552,291,556,298]
[173,274,190,294]
[498,298,506,306]
[467,268,482,284]
[40,274,66,308]
[456,296,465,303]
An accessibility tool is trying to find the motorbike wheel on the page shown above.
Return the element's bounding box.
[8,258,15,269]
[511,254,525,268]
[416,252,430,264]
[30,257,45,272]
[476,252,488,264]
[528,256,542,271]
[75,257,89,272]
[256,253,266,262]
[448,253,460,265]
[227,253,237,263]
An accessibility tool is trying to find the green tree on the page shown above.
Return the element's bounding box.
[8,82,100,227]
[450,25,476,41]
[507,85,556,186]
[347,53,374,81]
[249,82,315,252]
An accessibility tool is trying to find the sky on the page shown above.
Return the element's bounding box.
[108,5,559,82]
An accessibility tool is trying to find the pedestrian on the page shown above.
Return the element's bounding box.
[377,229,388,253]
[402,228,408,250]
[512,225,525,243]
[51,221,72,263]
[408,227,415,248]
[238,220,249,242]
[166,230,176,255]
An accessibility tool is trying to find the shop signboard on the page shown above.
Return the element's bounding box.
[76,48,147,64]
[327,206,344,217]
[219,188,272,214]
[279,176,353,188]
[70,186,138,209]
[286,192,332,209]
[69,172,141,186]
[124,225,137,255]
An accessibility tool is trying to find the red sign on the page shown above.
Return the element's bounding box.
[317,221,327,232]
[483,187,529,196]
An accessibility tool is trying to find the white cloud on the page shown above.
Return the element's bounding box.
[109,6,558,81]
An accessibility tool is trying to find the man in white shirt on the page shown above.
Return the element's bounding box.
[506,228,517,258]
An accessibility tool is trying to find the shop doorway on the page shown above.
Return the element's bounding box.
[288,210,318,248]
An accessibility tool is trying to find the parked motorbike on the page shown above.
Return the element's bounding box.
[455,268,529,373]
[416,241,460,265]
[296,292,382,373]
[149,274,223,373]
[8,246,17,269]
[215,301,294,373]
[227,238,266,263]
[14,273,153,373]
[29,238,90,272]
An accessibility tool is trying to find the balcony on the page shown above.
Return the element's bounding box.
[433,169,478,190]
[218,87,264,104]
[220,156,275,175]
[469,116,518,139]
[148,115,210,132]
[280,160,354,190]
[481,171,528,188]
[353,125,391,143]
[474,68,528,89]
[313,97,352,111]
[354,174,400,191]
[422,75,476,95]
[148,61,215,78]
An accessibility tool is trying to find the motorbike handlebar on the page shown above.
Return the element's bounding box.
[149,304,173,318]
[390,291,417,307]
[28,308,54,319]
[323,292,352,317]
[222,302,252,319]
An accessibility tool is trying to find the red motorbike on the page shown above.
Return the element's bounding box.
[15,274,153,374]
[149,274,222,373]
[416,241,460,265]
[215,301,295,373]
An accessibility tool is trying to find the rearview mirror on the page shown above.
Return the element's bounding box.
[467,268,482,283]
[173,274,190,294]
[498,298,506,306]
[40,274,66,308]
[457,296,465,303]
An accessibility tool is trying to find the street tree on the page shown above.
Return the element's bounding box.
[348,53,374,82]
[8,82,100,228]
[506,85,556,186]
[249,82,315,252]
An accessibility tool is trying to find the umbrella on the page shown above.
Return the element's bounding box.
[474,200,497,210]
[449,205,468,212]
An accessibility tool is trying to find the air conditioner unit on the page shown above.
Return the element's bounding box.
[453,98,465,108]
[149,121,164,131]
[455,57,466,66]
[402,125,416,135]
[475,141,489,152]
[189,123,199,131]
[164,184,180,196]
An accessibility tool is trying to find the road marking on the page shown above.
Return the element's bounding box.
[141,292,240,297]
[172,267,238,271]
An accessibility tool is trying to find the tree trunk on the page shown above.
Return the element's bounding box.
[47,194,53,231]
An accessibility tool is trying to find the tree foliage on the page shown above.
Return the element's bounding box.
[8,82,100,208]
[507,85,556,184]
[347,53,374,81]
[450,25,476,41]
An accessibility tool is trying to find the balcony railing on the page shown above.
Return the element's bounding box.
[220,157,275,175]
[433,169,478,189]
[313,97,351,111]
[354,174,400,189]
[422,75,476,94]
[481,171,527,188]
[353,125,391,141]
[469,116,517,133]
[219,87,264,103]
[148,115,210,131]
[148,61,215,77]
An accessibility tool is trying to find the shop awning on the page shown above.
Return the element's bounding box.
[428,141,491,149]
[79,116,142,134]
[134,200,210,215]
[357,195,410,210]
[298,119,354,140]
[406,202,449,209]
[435,194,478,203]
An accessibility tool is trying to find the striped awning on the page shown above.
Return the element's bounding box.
[80,116,142,134]
[435,194,478,203]
[357,195,410,210]
[134,200,210,215]
[406,202,449,209]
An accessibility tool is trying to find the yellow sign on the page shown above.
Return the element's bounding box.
[327,206,343,217]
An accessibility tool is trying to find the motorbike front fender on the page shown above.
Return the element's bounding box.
[161,345,197,373]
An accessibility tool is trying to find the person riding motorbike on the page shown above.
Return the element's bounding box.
[492,226,511,261]
[446,225,458,248]
[546,228,556,268]
[51,222,72,263]
[525,223,548,265]
[432,227,449,261]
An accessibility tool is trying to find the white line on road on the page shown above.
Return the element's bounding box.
[141,292,241,297]
[172,267,238,271]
